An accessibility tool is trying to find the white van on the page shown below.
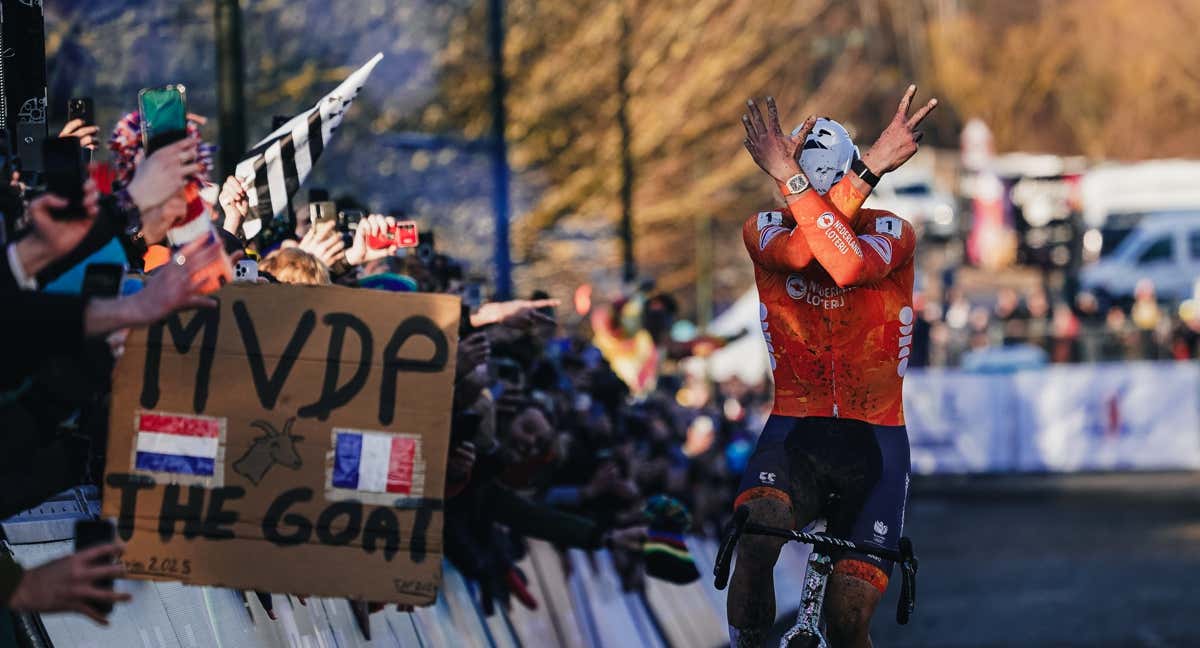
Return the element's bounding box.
[865,172,957,238]
[1078,211,1200,302]
[1080,160,1200,259]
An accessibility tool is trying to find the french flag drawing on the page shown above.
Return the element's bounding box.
[332,430,418,495]
[134,412,222,477]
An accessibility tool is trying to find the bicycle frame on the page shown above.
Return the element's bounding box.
[779,547,833,647]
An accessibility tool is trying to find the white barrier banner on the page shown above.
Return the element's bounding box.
[1013,362,1200,471]
[903,370,1017,474]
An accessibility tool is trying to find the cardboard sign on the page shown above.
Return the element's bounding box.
[102,284,459,604]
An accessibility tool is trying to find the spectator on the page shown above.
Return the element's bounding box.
[1050,302,1081,363]
[993,287,1027,345]
[1025,288,1051,351]
[259,247,331,285]
[1130,278,1162,359]
[1100,306,1133,361]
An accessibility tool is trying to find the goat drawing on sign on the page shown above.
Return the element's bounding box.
[233,418,304,485]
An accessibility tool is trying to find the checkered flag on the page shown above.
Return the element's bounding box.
[234,53,383,240]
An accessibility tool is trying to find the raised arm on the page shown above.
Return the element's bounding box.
[740,87,935,284]
[785,191,916,286]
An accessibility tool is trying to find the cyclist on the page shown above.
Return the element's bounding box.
[727,86,936,648]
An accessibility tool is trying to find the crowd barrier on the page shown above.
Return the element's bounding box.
[2,488,823,648]
[905,361,1200,473]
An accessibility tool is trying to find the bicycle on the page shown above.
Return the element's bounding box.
[713,498,919,648]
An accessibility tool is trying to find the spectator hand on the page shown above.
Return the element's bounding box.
[126,139,201,210]
[860,84,938,175]
[470,299,559,329]
[456,332,491,379]
[14,184,101,278]
[298,224,346,269]
[58,119,100,151]
[604,525,649,553]
[130,234,228,323]
[7,542,132,625]
[502,308,556,332]
[447,441,476,482]
[584,463,638,502]
[139,191,188,245]
[217,175,251,235]
[344,214,399,266]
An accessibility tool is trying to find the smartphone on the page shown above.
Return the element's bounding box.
[337,209,364,232]
[42,137,86,218]
[309,201,337,235]
[489,357,525,388]
[81,263,125,300]
[138,85,188,154]
[68,97,96,163]
[417,231,436,264]
[68,97,95,126]
[337,208,364,246]
[74,518,117,614]
[15,122,43,183]
[366,221,419,250]
[450,411,482,448]
[234,259,259,283]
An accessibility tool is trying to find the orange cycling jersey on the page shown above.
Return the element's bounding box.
[742,175,916,426]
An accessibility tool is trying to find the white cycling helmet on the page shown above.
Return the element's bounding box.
[795,118,859,195]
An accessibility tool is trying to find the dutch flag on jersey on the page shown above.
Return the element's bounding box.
[134,412,222,476]
[332,429,418,495]
[234,53,383,241]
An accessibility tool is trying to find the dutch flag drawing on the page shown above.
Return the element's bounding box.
[332,430,417,495]
[134,412,221,477]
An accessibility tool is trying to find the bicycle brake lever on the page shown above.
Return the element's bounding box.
[896,536,917,625]
[713,506,750,590]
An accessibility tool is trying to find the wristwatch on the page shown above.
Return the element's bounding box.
[781,173,810,196]
[851,158,881,187]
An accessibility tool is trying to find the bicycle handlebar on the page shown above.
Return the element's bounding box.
[712,505,749,590]
[712,506,919,626]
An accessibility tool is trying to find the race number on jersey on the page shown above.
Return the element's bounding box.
[875,216,902,239]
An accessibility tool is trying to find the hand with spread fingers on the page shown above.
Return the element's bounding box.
[861,84,939,175]
[7,543,132,626]
[742,96,815,184]
[131,234,228,322]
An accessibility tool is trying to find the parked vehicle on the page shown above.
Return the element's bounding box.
[1079,160,1200,260]
[866,169,957,239]
[1078,211,1200,303]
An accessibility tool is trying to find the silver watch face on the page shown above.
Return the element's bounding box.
[787,174,809,194]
